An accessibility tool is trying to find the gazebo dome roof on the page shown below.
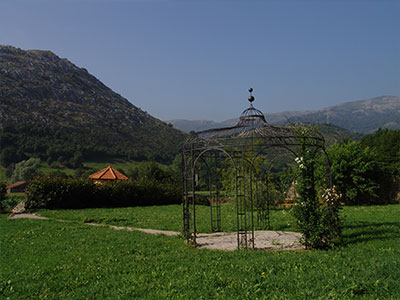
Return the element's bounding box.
[237,87,267,124]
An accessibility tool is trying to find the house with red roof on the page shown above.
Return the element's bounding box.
[7,181,28,193]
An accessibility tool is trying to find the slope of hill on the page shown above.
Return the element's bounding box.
[0,45,186,166]
[168,96,400,134]
[316,124,362,145]
[285,96,400,133]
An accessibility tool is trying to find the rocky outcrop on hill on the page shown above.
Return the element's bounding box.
[0,45,186,164]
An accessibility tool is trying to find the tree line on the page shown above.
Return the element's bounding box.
[0,121,180,169]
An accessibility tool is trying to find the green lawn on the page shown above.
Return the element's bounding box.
[1,204,400,299]
[36,203,297,233]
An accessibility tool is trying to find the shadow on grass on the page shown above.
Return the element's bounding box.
[343,221,400,245]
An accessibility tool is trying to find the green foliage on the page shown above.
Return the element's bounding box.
[0,194,25,212]
[361,128,400,175]
[360,129,400,203]
[0,120,184,168]
[221,154,267,196]
[126,161,176,184]
[292,126,342,249]
[0,146,26,167]
[323,140,381,205]
[25,176,182,209]
[26,177,95,209]
[0,181,6,210]
[10,157,41,183]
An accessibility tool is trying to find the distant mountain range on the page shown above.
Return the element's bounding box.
[168,96,400,134]
[0,45,186,165]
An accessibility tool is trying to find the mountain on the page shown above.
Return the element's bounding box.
[282,96,400,133]
[168,96,400,134]
[0,45,186,166]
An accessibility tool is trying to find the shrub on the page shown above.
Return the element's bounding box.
[1,195,25,211]
[26,177,96,209]
[320,140,381,205]
[0,181,7,210]
[25,176,182,209]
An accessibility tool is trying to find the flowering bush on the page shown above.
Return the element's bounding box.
[294,157,306,170]
[292,126,342,249]
[321,186,342,206]
[319,186,342,246]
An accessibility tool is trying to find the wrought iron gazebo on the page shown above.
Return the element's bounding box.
[182,89,330,249]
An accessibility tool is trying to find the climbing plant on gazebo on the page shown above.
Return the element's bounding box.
[292,126,342,249]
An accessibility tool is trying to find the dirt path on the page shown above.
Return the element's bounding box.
[8,213,303,251]
[8,214,180,236]
[8,213,48,220]
[196,231,302,251]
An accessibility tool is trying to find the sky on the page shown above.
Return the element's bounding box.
[0,0,399,121]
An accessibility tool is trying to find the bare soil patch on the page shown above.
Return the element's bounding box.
[196,231,302,251]
[8,213,48,220]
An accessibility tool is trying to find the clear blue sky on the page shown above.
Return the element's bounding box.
[1,0,399,121]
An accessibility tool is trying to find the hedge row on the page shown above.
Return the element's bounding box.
[25,176,182,209]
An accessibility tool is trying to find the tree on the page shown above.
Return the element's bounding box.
[322,140,380,205]
[11,158,41,183]
[0,146,25,166]
[361,128,400,175]
[127,162,175,184]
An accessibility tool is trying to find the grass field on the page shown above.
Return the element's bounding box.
[1,204,400,299]
[36,203,297,233]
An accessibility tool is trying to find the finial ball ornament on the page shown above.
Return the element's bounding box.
[248,96,255,102]
[248,88,253,93]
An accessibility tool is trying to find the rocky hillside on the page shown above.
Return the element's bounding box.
[282,96,400,133]
[169,96,400,134]
[0,45,186,165]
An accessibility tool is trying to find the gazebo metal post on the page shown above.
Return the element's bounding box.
[209,152,221,232]
[182,154,189,240]
[250,167,255,249]
[266,173,271,229]
[208,160,214,232]
[191,159,197,245]
[256,177,260,227]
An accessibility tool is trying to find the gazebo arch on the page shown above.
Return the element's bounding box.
[182,88,330,249]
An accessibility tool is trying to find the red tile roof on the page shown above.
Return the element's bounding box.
[88,165,128,180]
[7,181,27,189]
